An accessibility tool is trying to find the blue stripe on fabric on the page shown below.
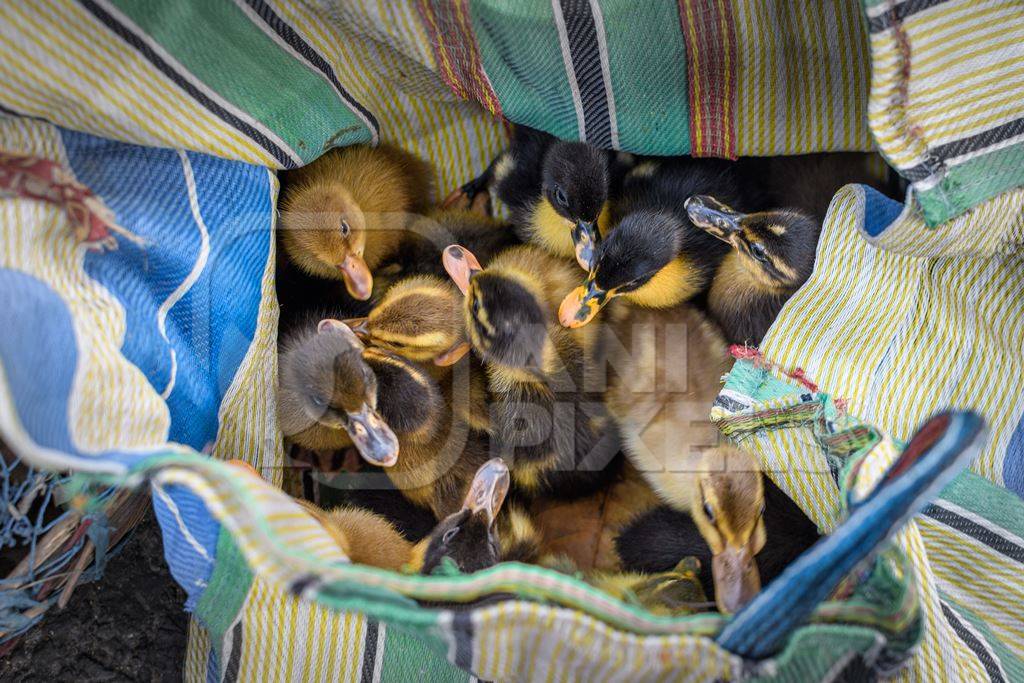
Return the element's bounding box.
[1004,411,1024,499]
[0,268,145,468]
[151,484,220,612]
[60,128,272,451]
[861,184,905,237]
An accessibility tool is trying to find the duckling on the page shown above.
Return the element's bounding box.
[557,158,741,329]
[279,144,433,300]
[615,464,821,614]
[452,124,615,270]
[359,340,493,519]
[547,556,711,616]
[301,458,511,573]
[685,195,820,344]
[601,304,732,507]
[277,319,400,465]
[442,243,622,499]
[346,274,470,367]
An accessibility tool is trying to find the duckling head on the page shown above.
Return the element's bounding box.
[542,141,609,270]
[691,447,766,614]
[558,210,682,328]
[420,458,510,575]
[685,195,819,291]
[443,245,548,369]
[280,182,373,300]
[278,319,399,466]
[349,275,470,366]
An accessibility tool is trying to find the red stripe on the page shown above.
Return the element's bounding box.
[415,0,503,118]
[678,0,737,158]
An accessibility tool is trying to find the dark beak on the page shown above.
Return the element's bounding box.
[462,458,510,524]
[344,404,399,467]
[571,220,600,271]
[558,277,612,328]
[711,541,761,614]
[685,195,744,245]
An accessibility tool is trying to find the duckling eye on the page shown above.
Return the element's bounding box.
[340,219,351,237]
[310,394,327,408]
[702,501,716,523]
[553,186,568,209]
[442,527,460,544]
[749,242,769,263]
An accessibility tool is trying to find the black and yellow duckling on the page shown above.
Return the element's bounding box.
[442,243,621,499]
[615,454,821,614]
[279,144,433,300]
[685,195,819,344]
[301,458,512,573]
[278,318,400,465]
[452,124,616,270]
[558,158,742,329]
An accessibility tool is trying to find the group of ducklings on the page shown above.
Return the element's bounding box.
[275,124,891,616]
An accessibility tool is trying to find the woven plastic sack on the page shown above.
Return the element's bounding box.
[2,0,1023,680]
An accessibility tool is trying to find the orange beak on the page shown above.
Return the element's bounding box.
[558,279,611,328]
[338,254,372,300]
[442,245,483,296]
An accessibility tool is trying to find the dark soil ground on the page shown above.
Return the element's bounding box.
[0,512,189,682]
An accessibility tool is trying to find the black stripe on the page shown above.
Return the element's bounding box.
[868,0,952,33]
[77,0,297,168]
[941,602,1006,683]
[240,0,379,142]
[924,504,1024,564]
[359,618,380,683]
[452,610,474,671]
[558,0,613,148]
[900,116,1024,183]
[223,620,243,683]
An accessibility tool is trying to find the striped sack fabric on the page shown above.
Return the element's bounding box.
[2,1,1023,681]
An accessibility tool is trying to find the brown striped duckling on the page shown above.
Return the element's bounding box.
[685,195,819,344]
[277,319,399,465]
[301,458,512,574]
[442,243,620,499]
[279,144,433,300]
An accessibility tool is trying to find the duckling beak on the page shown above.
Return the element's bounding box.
[433,341,471,366]
[442,245,483,297]
[571,220,600,271]
[342,317,370,339]
[685,195,744,246]
[338,254,373,300]
[462,458,510,525]
[344,404,399,467]
[711,541,761,614]
[558,278,611,328]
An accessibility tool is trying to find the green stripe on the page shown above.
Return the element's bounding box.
[599,0,690,154]
[938,471,1024,537]
[196,527,254,650]
[380,627,469,682]
[470,0,581,140]
[916,144,1024,227]
[108,0,371,161]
